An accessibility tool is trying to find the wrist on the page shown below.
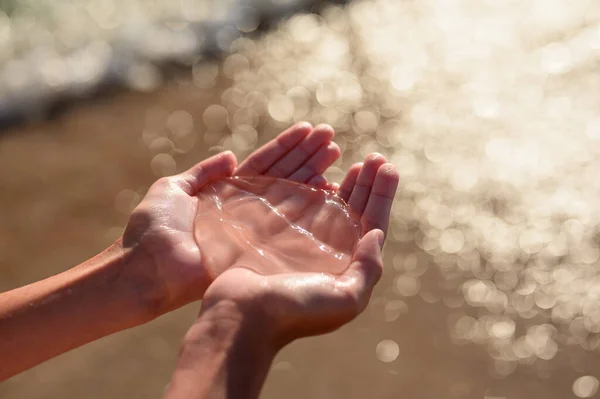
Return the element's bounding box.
[166,300,278,399]
[185,300,280,354]
[95,240,168,324]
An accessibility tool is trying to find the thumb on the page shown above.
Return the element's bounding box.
[341,229,384,308]
[177,151,237,195]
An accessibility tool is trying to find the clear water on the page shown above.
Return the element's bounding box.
[194,176,359,276]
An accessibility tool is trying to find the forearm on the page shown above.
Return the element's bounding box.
[164,301,278,399]
[0,241,157,380]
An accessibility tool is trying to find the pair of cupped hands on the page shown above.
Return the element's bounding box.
[122,122,398,347]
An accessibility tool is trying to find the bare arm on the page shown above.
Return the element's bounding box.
[0,122,340,381]
[0,242,155,380]
[164,301,276,399]
[164,229,387,399]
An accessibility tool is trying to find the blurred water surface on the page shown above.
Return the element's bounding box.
[2,0,600,398]
[0,0,323,122]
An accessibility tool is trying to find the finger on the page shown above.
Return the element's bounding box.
[348,153,387,216]
[287,141,340,183]
[307,174,329,189]
[235,121,312,176]
[337,162,362,202]
[337,229,385,311]
[361,163,399,236]
[327,182,340,192]
[176,151,237,195]
[266,124,335,178]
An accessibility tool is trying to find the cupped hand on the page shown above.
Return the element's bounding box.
[193,176,361,277]
[121,122,340,314]
[200,153,399,346]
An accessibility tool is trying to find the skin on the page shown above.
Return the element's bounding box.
[121,122,340,313]
[0,120,400,397]
[164,156,399,399]
[0,122,341,381]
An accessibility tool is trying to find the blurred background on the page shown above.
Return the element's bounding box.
[2,0,600,398]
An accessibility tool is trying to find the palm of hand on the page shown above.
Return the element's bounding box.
[123,174,209,309]
[123,123,340,310]
[202,154,398,342]
[194,176,360,278]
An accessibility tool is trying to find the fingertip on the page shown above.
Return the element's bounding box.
[361,228,385,251]
[178,151,238,194]
[293,121,313,133]
[221,149,236,160]
[370,162,399,198]
[220,150,238,173]
[377,162,398,177]
[364,152,387,166]
[277,122,312,148]
[377,162,399,183]
[350,162,363,172]
[327,142,342,161]
[314,123,334,131]
[313,123,335,139]
[352,155,387,193]
[330,141,341,153]
[307,174,328,188]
